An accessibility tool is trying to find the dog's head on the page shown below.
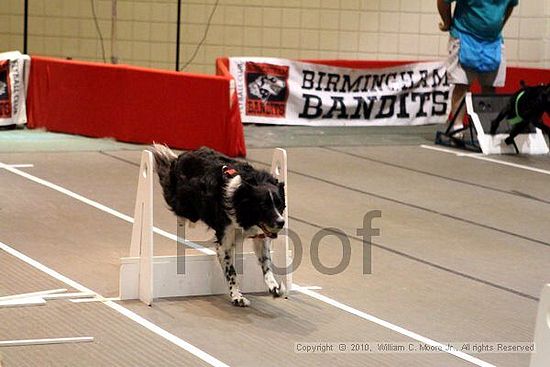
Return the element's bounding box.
[0,80,7,98]
[232,176,286,238]
[519,83,550,115]
[543,84,550,113]
[533,84,550,114]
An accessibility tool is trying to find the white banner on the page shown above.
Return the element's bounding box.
[0,51,31,127]
[229,57,452,126]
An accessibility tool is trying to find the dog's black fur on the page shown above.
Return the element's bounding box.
[490,83,550,147]
[151,145,286,306]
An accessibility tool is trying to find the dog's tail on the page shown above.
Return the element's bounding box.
[150,144,178,195]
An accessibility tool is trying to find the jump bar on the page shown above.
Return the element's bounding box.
[0,337,94,347]
[0,289,67,302]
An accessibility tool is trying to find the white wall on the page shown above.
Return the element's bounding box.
[1,0,548,74]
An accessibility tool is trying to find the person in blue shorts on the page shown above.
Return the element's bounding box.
[437,0,518,133]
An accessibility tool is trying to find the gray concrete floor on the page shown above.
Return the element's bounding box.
[0,125,549,366]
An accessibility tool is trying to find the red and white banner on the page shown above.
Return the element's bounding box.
[0,51,31,127]
[229,57,452,126]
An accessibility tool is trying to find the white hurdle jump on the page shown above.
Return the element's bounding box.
[530,284,550,367]
[465,93,549,155]
[119,149,292,305]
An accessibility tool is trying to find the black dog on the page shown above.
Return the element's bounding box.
[490,83,550,148]
[151,145,286,307]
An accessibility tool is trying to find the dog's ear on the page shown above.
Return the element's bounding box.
[233,180,261,208]
[239,179,267,200]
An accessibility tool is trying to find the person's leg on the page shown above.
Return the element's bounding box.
[450,83,469,130]
[445,36,470,131]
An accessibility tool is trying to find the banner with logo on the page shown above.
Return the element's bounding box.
[229,57,451,126]
[0,51,31,127]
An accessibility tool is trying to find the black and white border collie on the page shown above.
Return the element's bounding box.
[151,145,286,307]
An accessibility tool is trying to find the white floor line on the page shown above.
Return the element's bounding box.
[1,164,34,168]
[70,297,120,304]
[293,284,494,367]
[420,145,472,155]
[290,285,322,291]
[1,161,495,366]
[0,162,215,256]
[420,144,550,175]
[0,240,229,367]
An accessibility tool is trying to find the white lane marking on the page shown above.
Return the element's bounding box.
[292,284,495,367]
[290,285,322,291]
[1,160,493,366]
[420,145,550,175]
[0,162,215,256]
[420,145,472,155]
[0,164,34,168]
[70,297,121,304]
[0,240,230,367]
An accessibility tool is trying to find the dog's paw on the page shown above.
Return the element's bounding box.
[505,137,514,145]
[232,296,251,307]
[269,287,282,298]
[269,282,286,298]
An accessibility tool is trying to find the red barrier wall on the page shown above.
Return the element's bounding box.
[28,57,246,157]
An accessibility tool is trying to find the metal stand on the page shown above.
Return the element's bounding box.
[435,96,482,152]
[23,0,28,54]
[175,0,182,71]
[436,93,549,155]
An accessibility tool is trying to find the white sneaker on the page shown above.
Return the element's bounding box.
[452,123,463,131]
[451,124,464,139]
